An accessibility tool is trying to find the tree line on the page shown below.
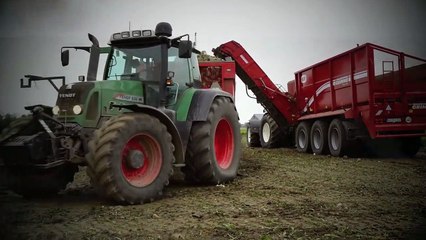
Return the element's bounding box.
[0,114,23,132]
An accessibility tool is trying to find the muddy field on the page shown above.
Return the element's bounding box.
[1,141,426,240]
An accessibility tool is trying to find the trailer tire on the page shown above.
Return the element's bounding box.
[184,97,241,184]
[328,119,348,157]
[296,121,312,153]
[310,120,329,155]
[401,137,421,158]
[87,113,174,204]
[260,114,283,148]
[246,126,261,147]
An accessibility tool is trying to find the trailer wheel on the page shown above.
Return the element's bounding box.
[87,113,174,204]
[328,119,348,157]
[259,114,283,148]
[310,120,329,155]
[401,137,421,158]
[246,126,261,147]
[184,97,241,184]
[296,121,312,153]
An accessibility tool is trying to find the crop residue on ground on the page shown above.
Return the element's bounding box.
[1,142,425,239]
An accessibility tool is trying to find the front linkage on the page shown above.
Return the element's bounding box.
[0,104,85,196]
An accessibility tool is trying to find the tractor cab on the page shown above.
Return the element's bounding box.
[56,22,201,128]
[103,23,201,108]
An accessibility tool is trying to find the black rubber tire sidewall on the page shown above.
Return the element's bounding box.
[259,117,271,147]
[296,121,312,153]
[328,119,347,157]
[184,97,241,184]
[310,120,329,154]
[207,98,241,182]
[259,114,283,148]
[90,113,173,204]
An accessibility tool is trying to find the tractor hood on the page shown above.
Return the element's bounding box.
[54,80,145,128]
[55,82,95,116]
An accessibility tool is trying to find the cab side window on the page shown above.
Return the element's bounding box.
[168,47,190,89]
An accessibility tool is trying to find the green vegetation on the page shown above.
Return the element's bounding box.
[0,114,18,132]
[240,127,247,135]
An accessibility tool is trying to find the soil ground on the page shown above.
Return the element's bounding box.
[1,141,425,239]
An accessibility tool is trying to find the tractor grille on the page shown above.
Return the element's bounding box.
[56,82,95,115]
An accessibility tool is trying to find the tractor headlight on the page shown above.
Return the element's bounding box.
[52,105,60,115]
[72,105,83,115]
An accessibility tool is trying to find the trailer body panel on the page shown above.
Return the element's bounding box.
[295,43,426,138]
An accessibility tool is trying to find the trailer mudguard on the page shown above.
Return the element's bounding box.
[112,104,184,165]
[341,119,369,140]
[187,89,235,122]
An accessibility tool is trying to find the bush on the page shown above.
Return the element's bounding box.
[0,114,18,132]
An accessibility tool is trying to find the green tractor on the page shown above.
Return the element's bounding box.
[0,22,241,204]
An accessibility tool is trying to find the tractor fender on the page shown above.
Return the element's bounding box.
[187,89,236,122]
[113,104,184,165]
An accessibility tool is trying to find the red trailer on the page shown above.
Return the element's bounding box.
[198,61,236,96]
[214,41,426,157]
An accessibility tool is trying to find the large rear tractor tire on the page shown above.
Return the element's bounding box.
[259,114,283,148]
[296,121,312,153]
[86,113,174,204]
[184,97,241,184]
[246,126,261,147]
[7,164,78,198]
[310,120,329,155]
[328,119,348,157]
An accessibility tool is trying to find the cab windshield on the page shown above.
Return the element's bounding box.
[106,45,162,81]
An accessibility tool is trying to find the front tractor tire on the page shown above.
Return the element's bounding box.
[87,113,174,204]
[184,97,241,184]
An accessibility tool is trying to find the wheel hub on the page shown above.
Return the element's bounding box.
[262,122,271,143]
[126,150,145,169]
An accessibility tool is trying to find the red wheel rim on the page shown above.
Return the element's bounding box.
[121,133,162,187]
[214,118,234,169]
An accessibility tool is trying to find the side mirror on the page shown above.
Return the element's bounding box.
[178,40,192,58]
[61,50,69,66]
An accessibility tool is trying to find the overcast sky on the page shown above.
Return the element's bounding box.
[0,0,425,122]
